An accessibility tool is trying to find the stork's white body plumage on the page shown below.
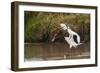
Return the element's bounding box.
[60,24,82,48]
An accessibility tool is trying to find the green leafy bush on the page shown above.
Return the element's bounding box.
[24,11,90,43]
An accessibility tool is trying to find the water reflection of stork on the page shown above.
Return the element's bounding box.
[51,23,82,48]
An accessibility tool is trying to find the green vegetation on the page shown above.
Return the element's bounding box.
[24,11,90,43]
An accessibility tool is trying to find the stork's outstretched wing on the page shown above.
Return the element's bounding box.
[60,23,82,48]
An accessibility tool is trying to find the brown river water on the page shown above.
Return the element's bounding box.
[24,42,90,61]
